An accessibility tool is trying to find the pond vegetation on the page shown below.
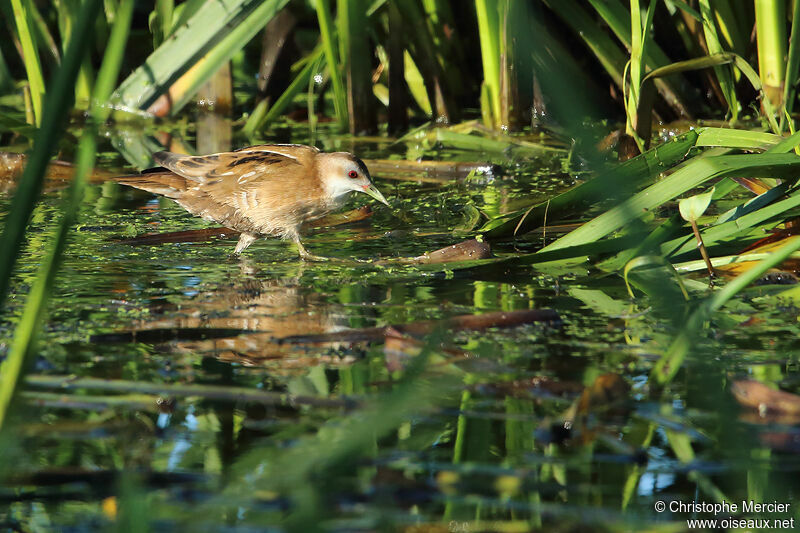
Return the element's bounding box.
[2,0,800,531]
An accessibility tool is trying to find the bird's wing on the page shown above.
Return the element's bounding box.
[154,147,319,225]
[235,143,320,155]
[153,147,303,185]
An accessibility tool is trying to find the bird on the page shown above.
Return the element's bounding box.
[115,144,389,260]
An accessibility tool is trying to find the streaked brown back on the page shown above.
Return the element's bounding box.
[115,145,329,238]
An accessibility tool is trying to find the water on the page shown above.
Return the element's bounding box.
[1,125,799,531]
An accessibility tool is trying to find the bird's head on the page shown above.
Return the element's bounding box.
[318,152,389,206]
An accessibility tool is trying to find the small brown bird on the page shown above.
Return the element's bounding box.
[116,144,389,260]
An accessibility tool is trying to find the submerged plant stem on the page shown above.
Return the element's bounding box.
[690,219,715,280]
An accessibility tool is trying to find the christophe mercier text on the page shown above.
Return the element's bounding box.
[670,500,790,514]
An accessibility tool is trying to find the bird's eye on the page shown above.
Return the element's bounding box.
[348,170,358,179]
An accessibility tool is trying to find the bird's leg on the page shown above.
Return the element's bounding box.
[235,233,258,254]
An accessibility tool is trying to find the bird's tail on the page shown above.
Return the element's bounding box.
[114,169,189,199]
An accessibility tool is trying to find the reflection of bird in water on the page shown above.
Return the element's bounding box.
[132,262,354,371]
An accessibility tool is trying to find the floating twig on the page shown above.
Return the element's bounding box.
[365,159,500,181]
[20,391,159,411]
[399,238,492,264]
[25,375,358,409]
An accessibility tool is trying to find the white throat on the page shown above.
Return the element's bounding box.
[324,177,358,203]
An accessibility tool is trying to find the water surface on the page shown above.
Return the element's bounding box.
[2,125,798,531]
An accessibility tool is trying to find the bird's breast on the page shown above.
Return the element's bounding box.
[240,194,335,235]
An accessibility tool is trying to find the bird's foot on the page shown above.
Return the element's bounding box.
[299,251,332,262]
[295,240,372,263]
[295,239,333,262]
[298,250,375,263]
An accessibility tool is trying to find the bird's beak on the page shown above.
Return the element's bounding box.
[361,183,390,206]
